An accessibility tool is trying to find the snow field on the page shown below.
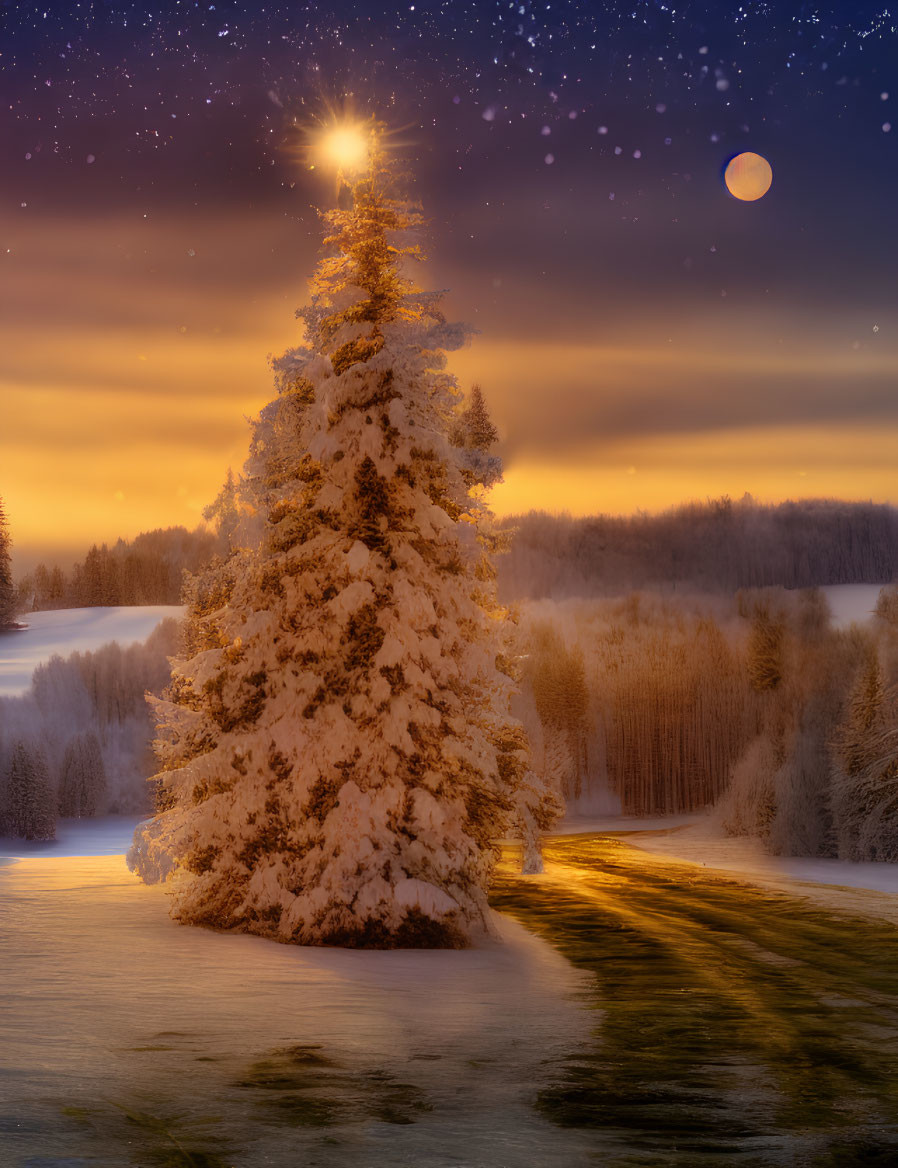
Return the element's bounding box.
[0,846,595,1167]
[819,583,884,628]
[0,605,184,697]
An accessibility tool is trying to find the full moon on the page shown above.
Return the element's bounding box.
[724,152,773,201]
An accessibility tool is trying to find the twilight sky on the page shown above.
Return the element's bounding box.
[2,1,897,568]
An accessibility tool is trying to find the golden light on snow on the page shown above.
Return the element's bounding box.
[316,123,371,174]
[724,152,773,201]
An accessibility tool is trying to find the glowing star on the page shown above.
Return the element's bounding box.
[724,152,773,201]
[318,124,371,174]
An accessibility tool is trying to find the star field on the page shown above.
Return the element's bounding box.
[4,2,896,209]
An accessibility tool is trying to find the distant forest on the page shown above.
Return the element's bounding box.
[17,527,220,611]
[0,619,179,838]
[16,498,898,612]
[498,497,898,600]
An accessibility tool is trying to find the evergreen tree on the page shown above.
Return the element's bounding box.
[7,741,56,840]
[450,384,503,491]
[769,722,835,858]
[0,494,16,628]
[876,584,898,628]
[835,643,885,779]
[459,384,499,450]
[58,732,107,817]
[718,734,778,840]
[129,126,557,947]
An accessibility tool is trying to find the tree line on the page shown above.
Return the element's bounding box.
[16,526,221,611]
[499,497,898,600]
[12,496,898,615]
[0,495,16,628]
[0,377,893,627]
[518,585,898,862]
[717,585,898,862]
[517,592,761,816]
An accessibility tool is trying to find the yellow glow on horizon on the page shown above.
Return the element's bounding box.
[725,152,773,201]
[8,324,898,565]
[489,423,898,517]
[5,209,898,570]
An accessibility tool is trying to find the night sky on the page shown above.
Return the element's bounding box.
[2,1,897,567]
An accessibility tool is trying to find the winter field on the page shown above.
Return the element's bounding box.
[5,820,898,1165]
[0,833,594,1168]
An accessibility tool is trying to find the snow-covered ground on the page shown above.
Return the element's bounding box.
[0,821,595,1168]
[820,583,883,627]
[4,813,898,1164]
[0,605,183,697]
[0,815,145,859]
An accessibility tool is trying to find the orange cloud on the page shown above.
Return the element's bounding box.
[490,424,898,516]
[4,210,898,571]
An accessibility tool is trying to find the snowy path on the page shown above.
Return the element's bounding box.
[561,815,898,923]
[0,848,594,1168]
[493,834,898,1165]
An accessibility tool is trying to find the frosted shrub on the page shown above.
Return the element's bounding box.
[768,727,834,857]
[717,735,778,840]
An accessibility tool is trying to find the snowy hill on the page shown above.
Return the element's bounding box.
[0,605,184,697]
[820,583,882,628]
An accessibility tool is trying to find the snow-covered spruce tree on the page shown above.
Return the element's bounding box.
[58,732,107,818]
[129,129,558,945]
[716,734,778,840]
[7,741,56,840]
[0,494,16,629]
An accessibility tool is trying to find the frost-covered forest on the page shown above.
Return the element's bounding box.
[6,490,898,865]
[499,498,898,599]
[16,526,220,611]
[520,583,898,862]
[6,479,898,867]
[0,619,178,839]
